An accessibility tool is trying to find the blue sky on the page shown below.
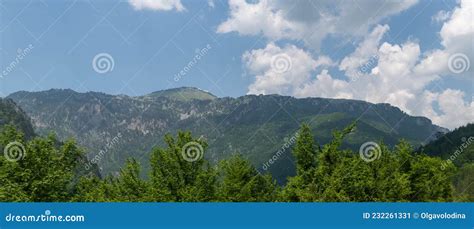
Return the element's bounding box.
[0,0,472,129]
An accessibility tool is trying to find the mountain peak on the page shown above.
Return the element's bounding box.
[144,87,217,101]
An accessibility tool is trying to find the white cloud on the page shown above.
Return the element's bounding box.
[128,0,185,12]
[432,10,451,23]
[207,0,215,9]
[295,70,351,99]
[217,0,297,40]
[244,24,472,129]
[217,0,418,49]
[420,89,474,129]
[243,42,333,95]
[417,0,473,78]
[240,0,473,129]
[339,24,389,80]
[439,0,473,50]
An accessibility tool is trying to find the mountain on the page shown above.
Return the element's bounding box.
[7,88,448,183]
[0,98,35,139]
[146,87,217,101]
[420,123,474,167]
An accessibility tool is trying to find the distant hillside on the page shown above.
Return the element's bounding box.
[419,123,474,201]
[0,98,35,139]
[145,87,217,101]
[0,97,102,179]
[8,88,448,183]
[420,123,474,167]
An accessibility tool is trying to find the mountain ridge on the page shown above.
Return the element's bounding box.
[7,88,448,183]
[7,87,447,123]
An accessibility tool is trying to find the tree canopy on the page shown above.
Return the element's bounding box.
[0,123,463,202]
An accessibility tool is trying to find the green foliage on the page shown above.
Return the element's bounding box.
[0,123,465,202]
[0,126,83,202]
[217,155,276,202]
[293,124,317,178]
[280,123,456,202]
[148,131,217,201]
[453,163,474,201]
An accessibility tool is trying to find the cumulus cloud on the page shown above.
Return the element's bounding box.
[243,43,333,95]
[417,0,473,78]
[217,0,297,40]
[339,24,389,80]
[429,89,474,129]
[295,70,352,99]
[217,0,418,49]
[439,0,473,50]
[239,0,473,129]
[244,23,472,129]
[128,0,185,12]
[242,43,333,95]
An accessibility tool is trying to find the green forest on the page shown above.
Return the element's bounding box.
[0,122,473,202]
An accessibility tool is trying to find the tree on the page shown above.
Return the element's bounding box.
[115,159,149,202]
[0,123,459,203]
[409,155,455,201]
[217,155,276,202]
[281,122,455,202]
[453,163,474,201]
[293,124,317,177]
[0,126,85,202]
[148,131,217,202]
